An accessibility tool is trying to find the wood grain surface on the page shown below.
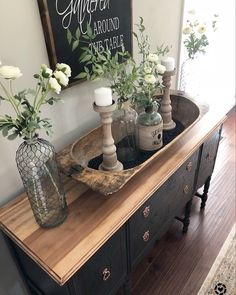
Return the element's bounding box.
[0,107,227,286]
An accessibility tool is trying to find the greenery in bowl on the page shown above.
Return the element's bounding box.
[67,17,170,110]
[0,62,71,140]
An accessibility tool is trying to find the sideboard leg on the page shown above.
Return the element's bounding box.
[200,176,211,209]
[123,278,132,295]
[182,199,193,233]
[196,176,212,209]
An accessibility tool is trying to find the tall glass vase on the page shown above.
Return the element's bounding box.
[179,58,201,98]
[16,137,68,228]
[112,106,138,163]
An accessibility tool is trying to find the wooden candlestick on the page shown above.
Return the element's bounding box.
[93,101,123,172]
[160,69,176,130]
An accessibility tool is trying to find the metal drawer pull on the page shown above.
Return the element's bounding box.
[102,268,111,281]
[186,162,193,172]
[143,230,150,242]
[206,153,213,161]
[143,206,150,218]
[183,185,189,194]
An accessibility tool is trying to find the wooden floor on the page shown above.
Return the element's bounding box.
[131,106,236,295]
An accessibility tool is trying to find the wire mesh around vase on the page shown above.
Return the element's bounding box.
[16,138,67,228]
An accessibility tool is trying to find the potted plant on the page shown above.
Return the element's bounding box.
[0,61,71,228]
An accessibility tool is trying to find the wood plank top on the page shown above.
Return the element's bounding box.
[0,108,227,286]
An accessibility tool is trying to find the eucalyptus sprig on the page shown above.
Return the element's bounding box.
[67,24,138,107]
[133,17,171,64]
[0,62,71,140]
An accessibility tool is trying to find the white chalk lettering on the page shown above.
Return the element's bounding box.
[93,17,119,36]
[90,34,124,52]
[55,0,110,33]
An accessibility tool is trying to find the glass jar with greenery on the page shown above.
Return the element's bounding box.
[0,62,71,227]
[133,17,168,151]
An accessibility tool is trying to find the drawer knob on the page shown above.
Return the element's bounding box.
[143,206,150,218]
[183,185,189,194]
[102,268,111,281]
[186,162,193,172]
[143,230,150,242]
[206,153,213,161]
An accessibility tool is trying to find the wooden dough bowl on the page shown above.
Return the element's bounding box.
[57,93,202,195]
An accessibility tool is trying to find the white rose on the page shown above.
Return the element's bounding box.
[56,63,71,77]
[54,70,69,86]
[198,25,206,34]
[183,26,192,34]
[0,65,22,80]
[41,64,53,77]
[144,66,152,74]
[49,77,61,94]
[41,64,47,70]
[156,64,166,74]
[144,74,156,84]
[147,54,159,64]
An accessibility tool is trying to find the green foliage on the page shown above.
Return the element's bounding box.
[67,18,170,109]
[133,17,171,63]
[132,18,168,109]
[183,33,209,59]
[68,24,138,107]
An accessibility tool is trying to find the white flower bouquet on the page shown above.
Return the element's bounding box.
[133,18,168,108]
[182,10,218,59]
[0,62,71,140]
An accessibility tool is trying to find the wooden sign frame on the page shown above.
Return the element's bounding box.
[37,0,133,84]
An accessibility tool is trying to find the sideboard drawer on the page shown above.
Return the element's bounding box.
[76,227,127,295]
[196,126,222,189]
[171,150,199,217]
[129,150,199,267]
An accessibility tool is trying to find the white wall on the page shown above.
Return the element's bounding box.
[0,0,183,294]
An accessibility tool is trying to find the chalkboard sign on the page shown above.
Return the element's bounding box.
[38,0,133,84]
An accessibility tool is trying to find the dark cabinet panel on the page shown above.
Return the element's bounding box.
[129,150,199,268]
[8,238,72,295]
[196,126,222,190]
[76,227,127,295]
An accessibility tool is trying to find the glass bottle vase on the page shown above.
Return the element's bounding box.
[15,137,68,228]
[112,106,138,163]
[136,103,163,151]
[179,58,201,98]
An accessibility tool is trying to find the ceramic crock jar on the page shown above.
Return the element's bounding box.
[136,101,163,151]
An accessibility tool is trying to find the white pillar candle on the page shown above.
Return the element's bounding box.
[161,57,175,71]
[94,87,113,106]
